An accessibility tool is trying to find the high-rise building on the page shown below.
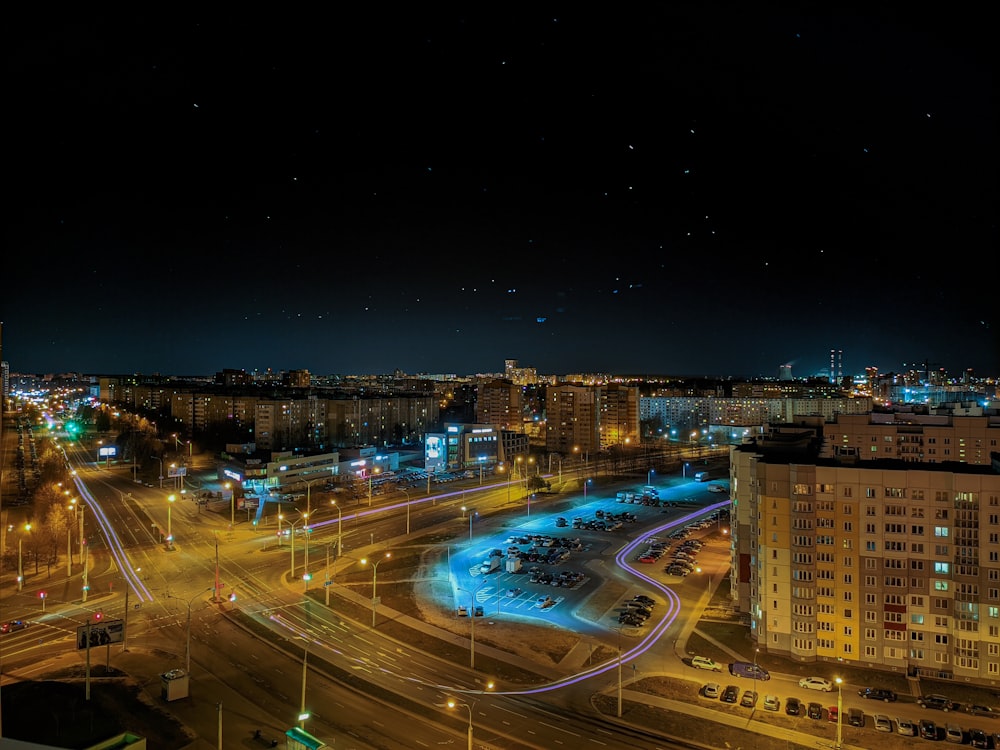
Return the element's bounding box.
[729,411,1000,685]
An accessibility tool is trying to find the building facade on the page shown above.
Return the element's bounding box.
[730,411,1000,686]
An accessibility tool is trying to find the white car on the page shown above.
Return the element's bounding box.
[703,682,720,699]
[895,717,917,736]
[763,694,780,711]
[691,656,723,672]
[799,677,834,692]
[874,714,893,733]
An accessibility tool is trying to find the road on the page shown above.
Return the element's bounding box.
[4,434,916,748]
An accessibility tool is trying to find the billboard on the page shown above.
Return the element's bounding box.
[167,465,187,478]
[76,618,124,649]
[425,433,446,474]
[98,445,118,458]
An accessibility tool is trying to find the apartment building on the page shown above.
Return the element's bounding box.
[475,379,524,431]
[730,411,1000,685]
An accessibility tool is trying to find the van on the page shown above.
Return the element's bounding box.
[694,471,710,482]
[729,661,770,681]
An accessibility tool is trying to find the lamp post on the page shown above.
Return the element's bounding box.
[301,477,325,518]
[446,700,474,750]
[367,467,381,507]
[167,588,213,675]
[362,553,391,628]
[324,543,335,606]
[457,579,487,668]
[287,516,308,580]
[298,637,310,729]
[81,510,89,603]
[167,494,176,549]
[302,513,312,591]
[331,500,343,557]
[66,501,75,576]
[834,677,843,750]
[752,647,760,712]
[225,482,234,529]
[17,523,31,591]
[647,469,654,485]
[401,489,411,535]
[277,513,284,548]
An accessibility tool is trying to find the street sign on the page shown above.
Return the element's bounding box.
[324,580,332,586]
[76,618,124,649]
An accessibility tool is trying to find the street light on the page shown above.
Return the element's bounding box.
[446,699,474,750]
[298,637,311,729]
[17,523,31,591]
[301,513,312,591]
[225,482,234,528]
[834,676,843,750]
[167,494,176,549]
[467,510,476,542]
[286,515,309,580]
[66,500,75,576]
[362,552,391,628]
[155,456,164,488]
[367,467,381,506]
[457,579,487,668]
[401,489,411,535]
[301,477,326,518]
[647,469,654,485]
[167,588,213,675]
[330,500,343,557]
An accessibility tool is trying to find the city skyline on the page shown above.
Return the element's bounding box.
[4,8,996,378]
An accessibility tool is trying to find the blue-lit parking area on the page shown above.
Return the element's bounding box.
[443,478,730,633]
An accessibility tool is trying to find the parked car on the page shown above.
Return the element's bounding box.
[859,686,898,702]
[920,719,939,740]
[896,717,918,736]
[763,695,780,712]
[919,694,957,711]
[785,697,802,716]
[873,714,893,732]
[691,656,723,672]
[827,706,838,723]
[807,702,823,720]
[966,705,998,718]
[799,676,833,692]
[632,595,656,607]
[944,723,964,743]
[721,685,740,703]
[970,727,989,748]
[456,605,468,617]
[730,661,770,681]
[740,690,758,708]
[848,707,864,727]
[703,683,720,699]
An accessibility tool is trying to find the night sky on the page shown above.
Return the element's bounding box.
[5,8,996,379]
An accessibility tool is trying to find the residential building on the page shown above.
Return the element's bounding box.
[730,410,1000,685]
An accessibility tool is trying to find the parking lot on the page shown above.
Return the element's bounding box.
[446,480,730,632]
